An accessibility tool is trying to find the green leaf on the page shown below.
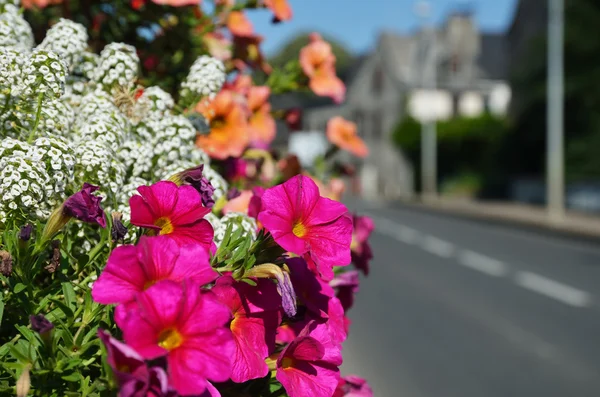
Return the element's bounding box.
[61,372,81,382]
[13,283,26,294]
[8,342,30,364]
[0,299,4,327]
[62,282,76,310]
[49,298,74,319]
[15,325,40,347]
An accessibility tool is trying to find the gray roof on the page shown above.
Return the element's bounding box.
[477,33,509,80]
[379,32,415,84]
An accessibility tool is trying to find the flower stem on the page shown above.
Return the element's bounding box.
[27,93,44,144]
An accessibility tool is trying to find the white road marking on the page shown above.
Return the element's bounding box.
[420,236,455,258]
[514,271,592,307]
[457,249,509,277]
[393,225,420,245]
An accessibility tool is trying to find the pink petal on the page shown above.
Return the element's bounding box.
[167,354,210,396]
[169,219,214,249]
[283,175,320,219]
[129,195,159,229]
[326,297,348,346]
[258,212,307,254]
[277,363,340,397]
[171,185,211,225]
[92,245,147,304]
[180,289,232,336]
[145,181,179,216]
[290,336,325,361]
[305,196,349,227]
[230,316,270,383]
[307,214,353,268]
[170,243,218,286]
[137,236,179,283]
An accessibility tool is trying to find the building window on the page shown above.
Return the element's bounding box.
[372,64,384,95]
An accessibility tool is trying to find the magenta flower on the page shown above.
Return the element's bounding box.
[248,186,265,219]
[351,215,374,275]
[333,375,373,397]
[330,270,360,312]
[64,183,106,227]
[212,275,282,383]
[257,175,352,281]
[286,257,347,346]
[130,181,214,249]
[115,280,234,396]
[98,329,176,397]
[92,236,217,305]
[276,320,342,397]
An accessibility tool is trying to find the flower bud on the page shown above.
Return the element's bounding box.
[16,365,30,397]
[18,224,33,241]
[168,165,215,208]
[111,212,128,242]
[245,263,297,317]
[30,314,54,335]
[44,240,61,273]
[0,250,13,277]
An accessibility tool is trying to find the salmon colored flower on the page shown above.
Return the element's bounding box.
[300,34,345,103]
[326,117,368,158]
[21,0,63,8]
[212,276,281,383]
[129,181,214,249]
[227,11,254,37]
[258,175,353,281]
[92,236,217,305]
[196,90,249,159]
[248,86,276,147]
[222,190,253,215]
[203,31,232,61]
[276,320,342,397]
[264,0,293,22]
[116,280,234,396]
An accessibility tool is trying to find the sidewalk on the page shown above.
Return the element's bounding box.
[392,197,600,241]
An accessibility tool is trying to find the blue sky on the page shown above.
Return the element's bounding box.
[246,0,519,56]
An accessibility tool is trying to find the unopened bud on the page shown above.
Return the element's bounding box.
[111,212,128,242]
[30,314,54,335]
[16,365,30,397]
[18,224,33,241]
[245,263,297,317]
[0,250,13,277]
[44,240,60,273]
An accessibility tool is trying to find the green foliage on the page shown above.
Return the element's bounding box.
[392,113,508,194]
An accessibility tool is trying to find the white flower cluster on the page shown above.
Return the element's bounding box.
[93,43,139,92]
[74,139,125,201]
[28,135,75,207]
[0,49,26,96]
[0,5,34,52]
[38,19,88,71]
[132,86,174,121]
[213,212,258,247]
[22,50,68,99]
[180,55,226,101]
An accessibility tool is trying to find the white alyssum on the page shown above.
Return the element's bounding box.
[180,55,226,100]
[37,19,88,71]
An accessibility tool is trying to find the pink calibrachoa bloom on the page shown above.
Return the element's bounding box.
[258,175,352,281]
[115,280,234,396]
[212,275,282,383]
[351,215,375,276]
[333,375,373,397]
[92,236,217,305]
[276,320,342,397]
[130,181,213,249]
[98,329,176,397]
[329,270,360,312]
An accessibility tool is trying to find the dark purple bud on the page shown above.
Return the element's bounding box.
[111,212,128,242]
[30,314,54,335]
[0,250,12,277]
[18,224,33,241]
[63,183,107,228]
[169,165,215,208]
[227,187,241,201]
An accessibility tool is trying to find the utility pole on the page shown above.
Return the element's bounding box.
[416,1,438,201]
[547,0,565,221]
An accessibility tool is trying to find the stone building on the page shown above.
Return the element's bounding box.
[303,11,511,200]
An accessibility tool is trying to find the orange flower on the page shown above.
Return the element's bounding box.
[227,11,254,37]
[151,0,200,5]
[196,91,249,159]
[222,190,253,215]
[326,116,368,158]
[203,31,232,61]
[22,0,62,8]
[299,34,345,103]
[247,86,276,147]
[264,0,293,22]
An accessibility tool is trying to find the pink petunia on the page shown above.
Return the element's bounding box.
[333,375,373,397]
[257,175,352,281]
[115,280,234,396]
[330,270,360,312]
[276,320,342,397]
[212,275,282,383]
[92,236,217,305]
[130,181,213,249]
[351,215,375,275]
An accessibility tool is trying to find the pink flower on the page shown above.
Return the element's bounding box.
[92,236,217,305]
[98,329,176,397]
[330,270,360,312]
[130,181,213,249]
[351,215,375,276]
[116,280,234,396]
[248,186,265,219]
[276,321,342,397]
[333,375,373,397]
[212,276,282,383]
[258,175,352,281]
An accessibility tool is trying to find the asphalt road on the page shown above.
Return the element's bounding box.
[340,198,600,397]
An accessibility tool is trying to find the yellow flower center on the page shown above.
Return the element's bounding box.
[158,328,183,351]
[292,221,307,238]
[281,357,295,369]
[155,217,174,235]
